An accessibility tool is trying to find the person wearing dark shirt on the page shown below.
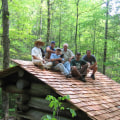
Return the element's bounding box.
[45,41,56,59]
[71,53,88,82]
[82,50,97,80]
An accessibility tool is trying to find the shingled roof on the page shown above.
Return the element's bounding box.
[1,59,120,120]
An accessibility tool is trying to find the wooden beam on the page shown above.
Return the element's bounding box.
[29,97,75,109]
[28,97,51,112]
[5,84,56,97]
[16,113,34,120]
[5,85,24,94]
[17,109,72,120]
[16,79,30,89]
[17,104,30,112]
[17,94,31,104]
[28,97,76,118]
[30,83,58,97]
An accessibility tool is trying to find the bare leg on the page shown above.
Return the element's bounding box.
[91,65,97,75]
[79,64,88,76]
[90,65,97,80]
[71,66,81,78]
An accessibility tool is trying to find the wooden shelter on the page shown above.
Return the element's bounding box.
[0,59,120,120]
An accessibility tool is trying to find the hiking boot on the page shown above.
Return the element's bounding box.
[66,74,72,78]
[68,74,72,78]
[79,76,86,82]
[91,74,95,80]
[66,74,69,78]
[81,77,86,82]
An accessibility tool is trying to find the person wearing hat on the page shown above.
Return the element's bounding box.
[50,48,72,78]
[61,43,75,63]
[45,41,56,60]
[71,53,88,82]
[31,39,45,67]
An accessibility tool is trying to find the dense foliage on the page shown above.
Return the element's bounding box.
[0,0,120,82]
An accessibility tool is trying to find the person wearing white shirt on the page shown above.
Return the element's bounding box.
[61,43,75,62]
[31,39,45,66]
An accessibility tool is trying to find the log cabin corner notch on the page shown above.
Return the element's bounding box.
[0,59,120,120]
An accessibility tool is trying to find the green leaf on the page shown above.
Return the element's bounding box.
[41,115,51,120]
[60,107,64,110]
[65,95,70,100]
[58,97,62,101]
[53,111,56,117]
[46,115,52,119]
[51,118,57,120]
[69,109,77,118]
[49,101,54,108]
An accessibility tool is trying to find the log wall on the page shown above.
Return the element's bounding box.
[2,69,91,120]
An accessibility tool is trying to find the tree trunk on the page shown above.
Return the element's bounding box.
[59,1,62,48]
[2,0,10,69]
[78,24,81,52]
[46,0,51,46]
[2,0,10,119]
[50,5,53,41]
[103,0,109,74]
[93,20,96,55]
[38,0,43,38]
[74,0,79,54]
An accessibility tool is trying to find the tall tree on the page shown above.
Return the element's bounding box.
[78,24,81,52]
[103,0,109,74]
[93,20,96,55]
[2,0,10,119]
[74,0,79,54]
[59,0,62,48]
[46,0,51,45]
[2,0,10,69]
[38,0,43,38]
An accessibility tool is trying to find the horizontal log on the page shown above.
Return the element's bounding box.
[30,83,58,97]
[29,96,75,108]
[28,97,76,118]
[5,85,24,94]
[17,104,30,112]
[5,84,56,97]
[17,109,72,120]
[28,97,51,112]
[16,79,30,89]
[16,113,34,120]
[17,94,31,103]
[31,83,53,93]
[15,117,25,120]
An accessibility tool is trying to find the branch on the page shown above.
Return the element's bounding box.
[78,2,105,16]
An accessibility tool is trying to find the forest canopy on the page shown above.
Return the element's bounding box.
[0,0,120,82]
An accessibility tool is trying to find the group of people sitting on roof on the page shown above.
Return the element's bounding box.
[31,39,97,82]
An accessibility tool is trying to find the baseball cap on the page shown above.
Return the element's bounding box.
[56,47,61,51]
[51,41,55,44]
